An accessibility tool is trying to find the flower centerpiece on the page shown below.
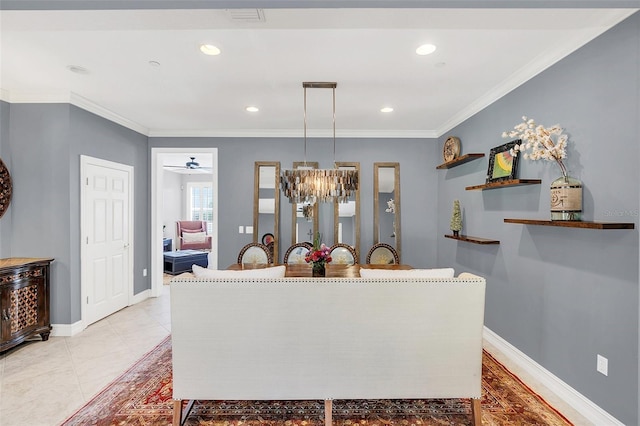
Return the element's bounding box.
[305,232,332,277]
[503,116,582,221]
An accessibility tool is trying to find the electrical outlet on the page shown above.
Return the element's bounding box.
[597,354,608,376]
[246,226,254,234]
[143,268,147,277]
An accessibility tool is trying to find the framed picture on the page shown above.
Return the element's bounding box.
[486,139,521,183]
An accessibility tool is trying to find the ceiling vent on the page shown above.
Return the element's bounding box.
[227,9,266,23]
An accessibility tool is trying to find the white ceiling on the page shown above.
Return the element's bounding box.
[0,7,636,138]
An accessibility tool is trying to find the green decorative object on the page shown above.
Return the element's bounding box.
[450,200,462,236]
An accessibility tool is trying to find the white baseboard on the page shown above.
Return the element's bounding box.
[131,289,151,305]
[51,290,151,337]
[483,326,623,426]
[51,320,84,337]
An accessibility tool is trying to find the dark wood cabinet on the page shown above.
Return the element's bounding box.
[0,258,53,352]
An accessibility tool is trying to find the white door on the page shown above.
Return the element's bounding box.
[81,156,133,326]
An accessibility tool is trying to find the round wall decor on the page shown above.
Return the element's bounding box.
[443,136,461,162]
[0,158,12,219]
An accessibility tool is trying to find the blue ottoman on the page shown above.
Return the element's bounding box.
[163,250,208,275]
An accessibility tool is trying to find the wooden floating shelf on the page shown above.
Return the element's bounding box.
[444,234,500,244]
[436,153,485,169]
[504,218,635,229]
[466,179,542,191]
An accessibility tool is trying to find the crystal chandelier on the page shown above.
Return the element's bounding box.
[280,82,359,204]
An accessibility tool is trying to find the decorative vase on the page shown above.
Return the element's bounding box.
[550,174,582,221]
[312,263,326,277]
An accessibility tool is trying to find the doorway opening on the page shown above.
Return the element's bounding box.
[151,148,218,296]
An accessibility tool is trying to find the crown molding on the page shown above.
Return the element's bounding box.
[69,93,149,135]
[436,8,637,137]
[0,88,150,135]
[148,128,437,139]
[1,88,436,139]
[0,89,71,103]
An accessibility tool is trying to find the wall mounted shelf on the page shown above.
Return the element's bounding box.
[436,153,485,170]
[504,218,635,229]
[465,179,542,191]
[444,234,500,244]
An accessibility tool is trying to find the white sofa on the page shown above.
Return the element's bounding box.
[170,273,486,426]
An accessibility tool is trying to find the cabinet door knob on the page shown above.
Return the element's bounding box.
[1,309,8,321]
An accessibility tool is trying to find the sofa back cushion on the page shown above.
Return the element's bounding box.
[359,267,455,279]
[192,264,286,279]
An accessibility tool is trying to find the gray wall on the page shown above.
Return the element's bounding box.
[437,12,639,425]
[1,103,149,324]
[150,136,440,268]
[0,101,11,257]
[0,7,638,424]
[162,170,182,247]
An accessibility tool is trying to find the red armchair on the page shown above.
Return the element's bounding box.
[176,220,212,251]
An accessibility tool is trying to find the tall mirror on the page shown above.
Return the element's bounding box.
[333,162,360,262]
[291,162,319,246]
[253,161,280,263]
[373,162,401,261]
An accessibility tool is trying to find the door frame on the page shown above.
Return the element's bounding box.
[80,155,134,329]
[151,148,218,297]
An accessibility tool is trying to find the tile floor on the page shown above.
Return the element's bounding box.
[0,285,171,426]
[0,284,593,426]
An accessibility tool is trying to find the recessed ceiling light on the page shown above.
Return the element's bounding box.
[246,106,259,112]
[67,65,89,75]
[416,44,437,56]
[200,44,221,56]
[381,107,394,113]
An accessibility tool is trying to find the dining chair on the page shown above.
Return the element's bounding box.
[237,242,273,264]
[365,243,399,265]
[329,243,357,265]
[283,242,312,265]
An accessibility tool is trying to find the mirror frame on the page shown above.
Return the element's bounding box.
[291,161,319,246]
[253,161,280,263]
[333,162,360,263]
[373,162,401,262]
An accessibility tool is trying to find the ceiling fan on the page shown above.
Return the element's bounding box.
[164,156,212,172]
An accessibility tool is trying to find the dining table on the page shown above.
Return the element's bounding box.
[226,263,412,278]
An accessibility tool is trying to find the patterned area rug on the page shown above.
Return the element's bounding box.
[62,336,573,426]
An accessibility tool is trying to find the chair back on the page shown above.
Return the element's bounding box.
[176,220,211,251]
[366,243,399,264]
[329,243,357,265]
[283,242,312,265]
[177,220,207,235]
[237,243,273,264]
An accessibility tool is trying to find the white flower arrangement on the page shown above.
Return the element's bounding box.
[502,116,569,176]
[385,199,395,214]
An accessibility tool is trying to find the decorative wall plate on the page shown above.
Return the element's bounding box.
[443,136,461,162]
[0,158,12,219]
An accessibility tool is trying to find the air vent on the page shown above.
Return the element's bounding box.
[227,9,265,23]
